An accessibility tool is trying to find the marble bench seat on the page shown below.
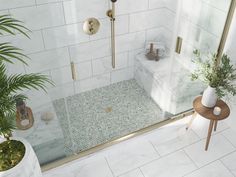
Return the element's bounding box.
[134,53,204,115]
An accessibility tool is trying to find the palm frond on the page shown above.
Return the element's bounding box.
[0,43,28,64]
[0,15,30,37]
[4,73,53,94]
[0,114,16,139]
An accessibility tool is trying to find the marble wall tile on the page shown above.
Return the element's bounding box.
[0,0,35,10]
[116,32,146,54]
[92,52,128,75]
[51,66,74,86]
[36,0,71,5]
[116,0,149,15]
[27,48,70,73]
[0,31,45,54]
[76,61,92,80]
[111,67,134,84]
[69,38,110,63]
[63,0,108,24]
[75,73,111,93]
[42,23,89,50]
[10,3,65,30]
[129,9,165,32]
[48,82,75,100]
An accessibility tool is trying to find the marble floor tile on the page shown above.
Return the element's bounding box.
[140,150,197,177]
[189,115,229,139]
[43,156,113,177]
[145,121,200,156]
[119,169,144,177]
[184,134,235,167]
[104,138,159,176]
[184,160,234,177]
[221,151,236,176]
[222,128,236,147]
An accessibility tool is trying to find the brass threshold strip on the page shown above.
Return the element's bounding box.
[41,109,194,172]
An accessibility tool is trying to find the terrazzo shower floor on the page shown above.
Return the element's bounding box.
[53,79,171,154]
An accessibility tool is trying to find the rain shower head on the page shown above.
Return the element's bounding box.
[110,0,117,3]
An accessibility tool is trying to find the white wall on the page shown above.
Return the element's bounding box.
[0,0,176,108]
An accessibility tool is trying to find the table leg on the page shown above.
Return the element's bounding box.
[205,120,214,151]
[214,120,218,131]
[186,111,197,130]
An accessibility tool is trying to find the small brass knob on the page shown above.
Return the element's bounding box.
[83,18,100,35]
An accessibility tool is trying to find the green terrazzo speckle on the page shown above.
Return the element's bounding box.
[54,79,171,154]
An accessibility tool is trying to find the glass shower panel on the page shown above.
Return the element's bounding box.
[168,0,231,115]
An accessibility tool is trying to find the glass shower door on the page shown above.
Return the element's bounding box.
[168,0,231,115]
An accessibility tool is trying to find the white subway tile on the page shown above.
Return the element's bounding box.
[63,0,108,24]
[27,48,70,73]
[76,61,92,80]
[48,82,75,100]
[92,52,128,75]
[149,0,178,12]
[69,38,110,62]
[0,0,35,10]
[111,67,134,84]
[116,32,146,53]
[116,0,149,15]
[129,9,165,32]
[42,23,89,49]
[6,61,26,75]
[0,31,44,54]
[51,66,73,86]
[36,0,70,5]
[10,3,65,30]
[75,73,110,93]
[128,49,143,67]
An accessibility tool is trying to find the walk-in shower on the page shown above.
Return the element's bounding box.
[2,0,234,169]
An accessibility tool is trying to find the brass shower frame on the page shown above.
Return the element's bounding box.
[41,0,236,172]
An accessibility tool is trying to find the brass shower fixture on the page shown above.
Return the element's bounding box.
[107,0,117,69]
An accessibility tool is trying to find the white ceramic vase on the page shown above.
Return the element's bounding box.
[201,86,217,108]
[0,137,42,177]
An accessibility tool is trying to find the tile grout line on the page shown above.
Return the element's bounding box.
[220,130,236,149]
[139,167,146,177]
[219,159,236,177]
[148,140,161,157]
[105,157,115,177]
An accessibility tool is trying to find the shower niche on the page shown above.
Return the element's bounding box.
[3,0,233,166]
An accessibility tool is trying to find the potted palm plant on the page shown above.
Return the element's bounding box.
[191,49,236,107]
[0,15,52,176]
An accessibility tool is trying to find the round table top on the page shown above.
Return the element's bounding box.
[193,96,230,121]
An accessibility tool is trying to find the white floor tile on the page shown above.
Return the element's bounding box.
[140,150,196,177]
[222,129,236,147]
[189,115,229,139]
[105,138,159,176]
[43,156,113,177]
[221,151,236,176]
[185,160,234,177]
[184,134,235,167]
[119,169,144,177]
[146,122,200,156]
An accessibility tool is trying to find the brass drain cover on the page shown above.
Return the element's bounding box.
[105,107,112,113]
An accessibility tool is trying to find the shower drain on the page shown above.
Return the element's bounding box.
[105,107,112,113]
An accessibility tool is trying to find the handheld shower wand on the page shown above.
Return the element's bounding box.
[107,0,117,69]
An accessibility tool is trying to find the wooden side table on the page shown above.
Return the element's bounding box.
[186,96,230,151]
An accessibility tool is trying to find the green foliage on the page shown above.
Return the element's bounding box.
[0,140,25,171]
[0,14,53,170]
[191,50,236,98]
